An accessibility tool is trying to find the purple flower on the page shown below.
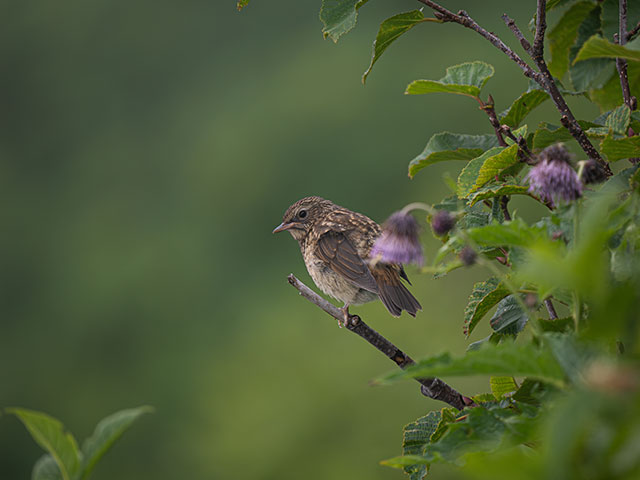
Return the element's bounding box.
[459,246,477,266]
[580,160,607,185]
[371,211,423,265]
[431,210,456,236]
[525,144,582,207]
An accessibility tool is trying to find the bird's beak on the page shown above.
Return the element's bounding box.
[272,221,295,234]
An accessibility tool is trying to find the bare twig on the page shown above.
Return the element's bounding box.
[287,274,472,410]
[628,20,640,41]
[500,196,512,222]
[615,0,639,164]
[478,95,507,147]
[416,0,541,81]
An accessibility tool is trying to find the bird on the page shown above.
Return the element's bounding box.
[273,196,422,325]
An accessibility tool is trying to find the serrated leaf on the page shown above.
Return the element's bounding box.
[466,219,547,247]
[457,145,520,198]
[538,316,575,333]
[574,35,640,63]
[468,183,531,207]
[600,134,640,161]
[320,0,369,42]
[33,455,63,480]
[490,376,518,400]
[548,2,598,78]
[500,89,549,128]
[408,132,498,178]
[399,411,442,480]
[379,338,567,386]
[236,0,250,11]
[430,408,459,443]
[463,277,511,337]
[605,104,631,134]
[405,61,495,98]
[363,10,429,84]
[7,409,81,480]
[490,295,528,335]
[81,406,153,479]
[532,121,599,149]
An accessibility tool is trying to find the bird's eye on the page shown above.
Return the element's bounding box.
[298,209,307,219]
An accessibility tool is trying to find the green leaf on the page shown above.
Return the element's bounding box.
[532,121,599,149]
[500,89,549,128]
[468,183,531,207]
[33,455,63,480]
[574,35,640,63]
[590,59,640,110]
[548,2,598,78]
[604,104,631,134]
[320,0,369,42]
[538,316,575,333]
[81,406,153,479]
[379,339,567,386]
[405,61,495,98]
[399,411,442,479]
[490,295,528,335]
[236,0,250,11]
[490,376,518,400]
[463,277,511,337]
[600,134,640,161]
[408,132,498,178]
[466,218,547,248]
[457,145,520,198]
[7,408,81,480]
[362,10,429,84]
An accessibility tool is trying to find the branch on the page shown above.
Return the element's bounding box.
[416,0,541,81]
[615,0,639,164]
[287,274,472,410]
[544,298,558,320]
[628,20,640,41]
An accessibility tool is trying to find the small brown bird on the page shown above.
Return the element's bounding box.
[273,196,422,324]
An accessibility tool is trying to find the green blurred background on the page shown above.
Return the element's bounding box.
[1,1,599,479]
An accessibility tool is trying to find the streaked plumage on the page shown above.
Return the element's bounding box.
[273,196,421,320]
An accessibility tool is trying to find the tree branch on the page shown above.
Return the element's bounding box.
[415,0,610,175]
[628,20,640,41]
[502,9,612,175]
[544,298,558,320]
[287,274,472,410]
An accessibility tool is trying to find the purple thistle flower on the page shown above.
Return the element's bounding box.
[525,144,582,207]
[459,246,477,266]
[580,159,607,185]
[431,210,456,236]
[371,211,423,266]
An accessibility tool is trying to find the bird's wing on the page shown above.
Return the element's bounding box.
[315,231,379,294]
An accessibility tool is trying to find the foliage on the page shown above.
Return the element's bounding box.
[251,0,640,478]
[6,406,152,480]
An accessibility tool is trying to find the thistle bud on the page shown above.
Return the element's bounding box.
[459,246,477,266]
[431,210,456,236]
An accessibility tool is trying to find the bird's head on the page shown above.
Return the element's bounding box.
[273,196,334,241]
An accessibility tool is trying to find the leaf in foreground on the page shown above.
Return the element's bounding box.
[7,408,81,480]
[377,340,566,386]
[363,10,429,84]
[81,406,154,479]
[405,61,495,98]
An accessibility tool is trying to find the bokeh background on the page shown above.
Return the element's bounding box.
[1,1,599,479]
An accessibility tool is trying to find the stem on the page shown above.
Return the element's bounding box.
[401,202,435,216]
[286,274,471,410]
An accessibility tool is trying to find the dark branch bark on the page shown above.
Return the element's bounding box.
[615,0,639,164]
[287,274,472,410]
[628,20,640,41]
[544,298,558,320]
